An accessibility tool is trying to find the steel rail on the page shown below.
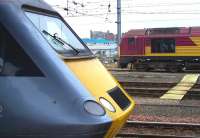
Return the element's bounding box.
[126,120,200,127]
[117,121,200,138]
[124,87,200,98]
[117,133,196,138]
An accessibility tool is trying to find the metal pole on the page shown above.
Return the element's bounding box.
[67,0,69,15]
[117,0,121,45]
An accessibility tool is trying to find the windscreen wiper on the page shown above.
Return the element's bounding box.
[42,30,80,55]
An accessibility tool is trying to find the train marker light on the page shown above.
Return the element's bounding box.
[84,100,105,116]
[100,97,116,112]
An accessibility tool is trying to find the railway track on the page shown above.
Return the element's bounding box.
[117,121,200,138]
[109,68,200,73]
[116,81,200,99]
[119,81,177,88]
[117,133,194,138]
[112,70,200,137]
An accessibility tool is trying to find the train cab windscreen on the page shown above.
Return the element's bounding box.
[151,38,175,53]
[25,11,92,57]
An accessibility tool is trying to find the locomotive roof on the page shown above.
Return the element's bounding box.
[0,0,55,12]
[123,27,200,38]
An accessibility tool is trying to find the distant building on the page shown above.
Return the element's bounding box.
[90,30,116,41]
[82,38,117,63]
[82,38,115,45]
[82,38,117,51]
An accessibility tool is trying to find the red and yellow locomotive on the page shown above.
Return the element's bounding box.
[119,27,200,72]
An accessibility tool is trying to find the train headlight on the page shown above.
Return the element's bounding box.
[84,100,105,116]
[100,97,116,112]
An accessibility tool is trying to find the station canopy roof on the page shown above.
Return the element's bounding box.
[82,38,116,45]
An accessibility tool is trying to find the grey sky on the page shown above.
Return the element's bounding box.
[44,0,200,38]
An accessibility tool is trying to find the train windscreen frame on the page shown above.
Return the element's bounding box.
[24,10,93,57]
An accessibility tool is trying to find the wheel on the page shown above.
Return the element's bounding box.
[127,63,134,70]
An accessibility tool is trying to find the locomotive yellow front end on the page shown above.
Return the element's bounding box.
[22,0,135,137]
[66,58,135,138]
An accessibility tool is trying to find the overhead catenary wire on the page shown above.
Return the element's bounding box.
[53,1,200,17]
[50,0,200,30]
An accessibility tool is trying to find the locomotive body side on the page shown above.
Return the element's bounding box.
[119,28,200,71]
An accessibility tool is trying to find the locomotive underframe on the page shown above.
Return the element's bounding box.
[119,56,200,72]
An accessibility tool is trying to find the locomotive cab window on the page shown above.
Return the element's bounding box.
[151,38,175,53]
[25,11,92,57]
[0,24,43,76]
[128,38,135,46]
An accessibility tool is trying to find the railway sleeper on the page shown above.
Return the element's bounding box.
[119,82,176,88]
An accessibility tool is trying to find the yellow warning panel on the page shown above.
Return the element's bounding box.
[160,74,199,100]
[167,90,187,95]
[171,86,192,91]
[161,94,185,100]
[181,74,199,83]
[176,83,194,87]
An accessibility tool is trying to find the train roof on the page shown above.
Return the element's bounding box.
[123,27,200,38]
[0,0,55,12]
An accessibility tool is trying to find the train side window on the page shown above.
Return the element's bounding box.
[0,25,44,76]
[151,38,175,53]
[0,54,3,72]
[0,27,4,73]
[128,38,135,46]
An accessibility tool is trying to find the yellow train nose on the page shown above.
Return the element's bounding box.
[104,99,134,138]
[65,58,135,138]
